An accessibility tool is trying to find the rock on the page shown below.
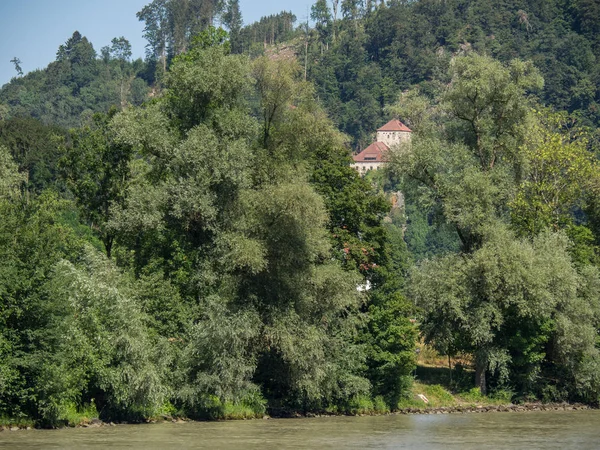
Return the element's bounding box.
[262,415,270,420]
[10,427,19,431]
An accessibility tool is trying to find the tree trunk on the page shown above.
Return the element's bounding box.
[104,234,114,259]
[475,354,487,396]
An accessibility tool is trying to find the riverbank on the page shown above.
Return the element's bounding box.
[1,401,595,432]
[395,402,592,415]
[2,376,597,431]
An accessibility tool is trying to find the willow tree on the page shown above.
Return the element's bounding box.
[106,28,372,414]
[391,54,600,398]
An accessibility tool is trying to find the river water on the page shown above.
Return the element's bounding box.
[1,410,599,449]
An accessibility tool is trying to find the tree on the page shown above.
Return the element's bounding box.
[252,56,302,148]
[443,55,544,172]
[110,37,132,62]
[223,0,243,53]
[389,53,600,397]
[10,57,23,77]
[511,111,599,236]
[0,117,66,194]
[165,27,249,132]
[107,30,373,413]
[410,228,600,397]
[331,0,340,41]
[311,0,332,52]
[59,111,133,258]
[137,0,170,74]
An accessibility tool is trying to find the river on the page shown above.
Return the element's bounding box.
[1,410,599,449]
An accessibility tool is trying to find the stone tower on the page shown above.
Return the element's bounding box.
[376,119,412,148]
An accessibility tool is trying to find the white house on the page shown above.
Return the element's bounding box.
[351,119,412,174]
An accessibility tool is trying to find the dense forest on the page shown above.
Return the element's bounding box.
[0,0,599,427]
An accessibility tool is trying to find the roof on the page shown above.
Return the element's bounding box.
[377,119,412,133]
[353,141,390,163]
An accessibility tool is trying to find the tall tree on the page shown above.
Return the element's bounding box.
[223,0,243,53]
[311,0,332,52]
[137,0,170,75]
[9,57,23,77]
[59,111,133,258]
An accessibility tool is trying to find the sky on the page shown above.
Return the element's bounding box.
[0,0,314,87]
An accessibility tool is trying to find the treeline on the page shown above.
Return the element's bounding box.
[0,2,301,128]
[0,32,150,129]
[3,0,599,141]
[238,11,299,52]
[0,28,414,426]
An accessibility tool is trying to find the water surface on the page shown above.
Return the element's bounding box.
[1,410,599,449]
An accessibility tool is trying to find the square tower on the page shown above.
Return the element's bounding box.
[376,119,412,148]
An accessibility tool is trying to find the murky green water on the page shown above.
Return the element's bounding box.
[1,410,599,449]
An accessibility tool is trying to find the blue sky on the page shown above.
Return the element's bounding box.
[0,0,314,87]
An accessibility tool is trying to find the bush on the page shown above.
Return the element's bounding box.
[184,390,267,420]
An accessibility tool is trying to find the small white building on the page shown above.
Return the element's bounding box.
[351,119,412,174]
[351,141,389,175]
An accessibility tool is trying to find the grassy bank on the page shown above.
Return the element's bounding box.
[1,359,592,431]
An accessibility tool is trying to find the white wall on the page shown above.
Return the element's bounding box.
[376,130,411,147]
[351,161,384,174]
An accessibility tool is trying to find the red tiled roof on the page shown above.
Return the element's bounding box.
[377,119,412,132]
[353,141,390,163]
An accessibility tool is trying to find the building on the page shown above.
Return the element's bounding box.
[351,119,412,174]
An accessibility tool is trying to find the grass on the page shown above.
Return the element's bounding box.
[222,401,264,420]
[324,395,390,416]
[398,382,457,409]
[60,401,100,427]
[398,381,515,410]
[456,387,514,406]
[0,415,35,429]
[395,343,517,410]
[186,392,267,420]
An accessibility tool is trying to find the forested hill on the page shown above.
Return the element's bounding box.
[0,32,152,129]
[304,0,600,149]
[1,0,599,143]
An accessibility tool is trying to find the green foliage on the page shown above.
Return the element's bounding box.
[166,28,250,132]
[0,31,151,128]
[2,0,600,424]
[100,42,379,417]
[59,111,133,257]
[0,118,66,194]
[46,251,168,422]
[511,111,599,236]
[391,53,600,403]
[238,12,298,50]
[397,383,457,409]
[59,401,99,427]
[365,291,417,407]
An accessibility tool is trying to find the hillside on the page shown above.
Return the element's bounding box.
[2,1,599,144]
[0,0,599,428]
